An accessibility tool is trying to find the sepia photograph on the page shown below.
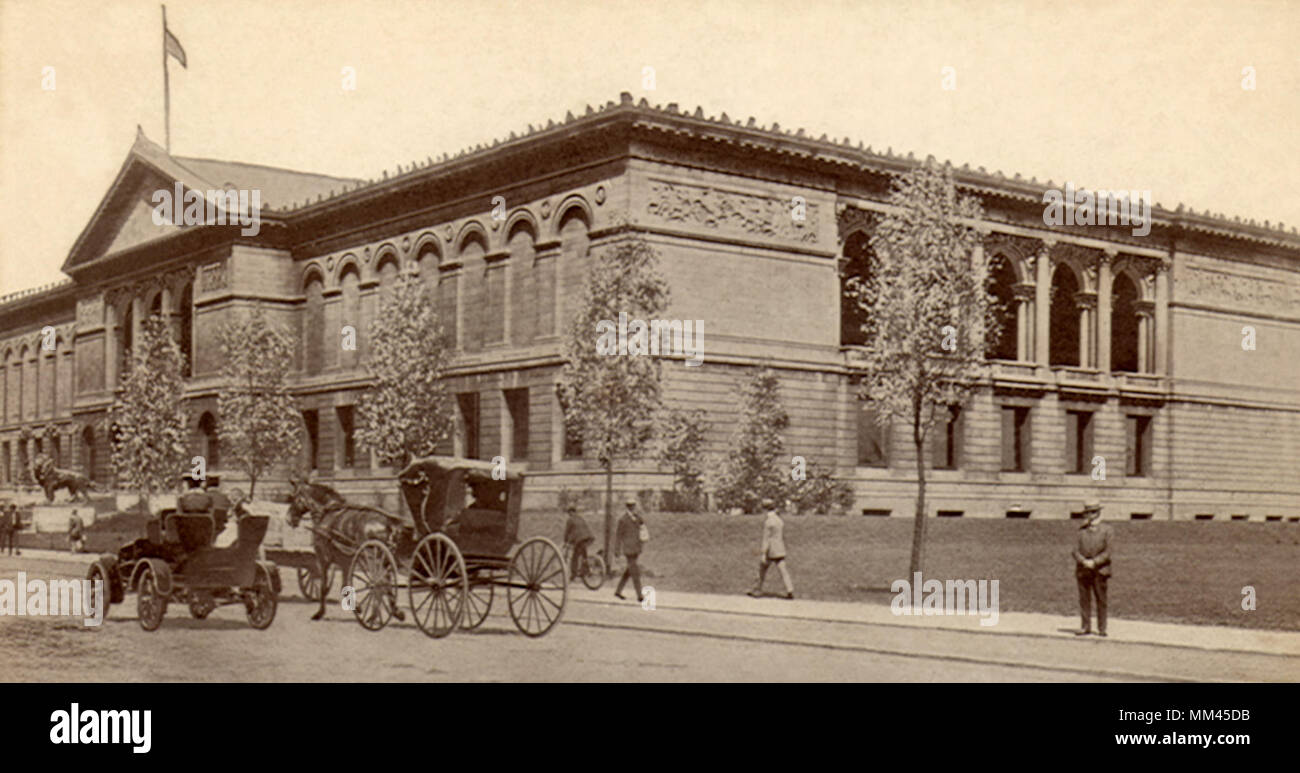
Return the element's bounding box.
[0,0,1296,755]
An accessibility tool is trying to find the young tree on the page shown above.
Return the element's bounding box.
[658,407,709,509]
[356,273,455,469]
[111,315,189,506]
[559,232,670,564]
[715,367,790,514]
[215,308,303,498]
[849,159,997,575]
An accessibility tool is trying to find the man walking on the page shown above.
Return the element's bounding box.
[747,498,794,600]
[1072,498,1112,637]
[614,497,645,603]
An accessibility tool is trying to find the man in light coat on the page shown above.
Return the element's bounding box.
[747,498,794,600]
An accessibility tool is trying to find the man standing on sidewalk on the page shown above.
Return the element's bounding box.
[4,504,21,556]
[1072,498,1112,637]
[748,498,794,600]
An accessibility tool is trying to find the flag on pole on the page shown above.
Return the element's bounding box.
[165,21,186,68]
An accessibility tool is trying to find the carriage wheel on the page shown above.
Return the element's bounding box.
[507,537,567,638]
[407,533,467,639]
[245,565,278,630]
[86,561,113,621]
[136,565,168,632]
[347,540,399,632]
[461,575,494,630]
[296,565,332,601]
[582,553,607,591]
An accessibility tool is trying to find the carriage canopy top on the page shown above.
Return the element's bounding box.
[397,456,524,555]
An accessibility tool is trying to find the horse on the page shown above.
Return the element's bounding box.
[285,479,411,623]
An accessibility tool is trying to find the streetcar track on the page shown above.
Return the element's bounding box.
[568,595,1300,662]
[561,615,1193,683]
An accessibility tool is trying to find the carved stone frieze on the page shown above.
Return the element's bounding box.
[1178,266,1295,317]
[197,260,229,293]
[645,181,819,244]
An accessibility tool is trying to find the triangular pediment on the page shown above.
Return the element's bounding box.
[103,185,187,255]
[61,128,222,274]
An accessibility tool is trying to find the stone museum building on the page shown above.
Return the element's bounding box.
[1,93,1297,519]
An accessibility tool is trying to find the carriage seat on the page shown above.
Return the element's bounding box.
[166,511,217,553]
[448,507,511,555]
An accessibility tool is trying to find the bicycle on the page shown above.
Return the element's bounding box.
[565,543,606,590]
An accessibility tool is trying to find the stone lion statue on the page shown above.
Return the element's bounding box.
[31,453,97,503]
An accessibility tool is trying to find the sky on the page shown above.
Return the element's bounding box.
[2,0,1297,295]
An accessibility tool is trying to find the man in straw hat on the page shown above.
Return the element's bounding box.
[1071,497,1113,637]
[747,498,794,600]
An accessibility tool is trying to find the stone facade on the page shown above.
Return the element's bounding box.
[1,94,1297,519]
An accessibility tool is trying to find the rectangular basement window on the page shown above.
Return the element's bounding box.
[1005,509,1031,519]
[937,510,963,518]
[1231,514,1249,521]
[1265,515,1283,522]
[1130,512,1153,520]
[861,508,891,517]
[1194,514,1214,521]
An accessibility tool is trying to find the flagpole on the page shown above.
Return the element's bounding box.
[163,4,170,153]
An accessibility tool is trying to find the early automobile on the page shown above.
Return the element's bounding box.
[85,496,280,632]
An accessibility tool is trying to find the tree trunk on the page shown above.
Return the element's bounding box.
[603,463,614,577]
[909,408,927,577]
[248,473,257,499]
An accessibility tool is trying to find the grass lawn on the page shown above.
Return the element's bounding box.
[525,511,1300,632]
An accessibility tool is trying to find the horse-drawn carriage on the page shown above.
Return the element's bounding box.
[287,456,567,638]
[84,498,280,632]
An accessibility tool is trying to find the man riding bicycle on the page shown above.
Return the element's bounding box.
[563,505,595,581]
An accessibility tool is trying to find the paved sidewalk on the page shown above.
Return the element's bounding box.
[0,547,100,567]
[569,587,1300,659]
[8,549,1298,660]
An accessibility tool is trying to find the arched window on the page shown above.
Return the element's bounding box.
[1111,273,1140,373]
[177,283,194,377]
[986,253,1019,360]
[303,272,325,375]
[556,209,589,338]
[1,350,8,423]
[16,345,28,420]
[119,303,134,378]
[507,221,537,345]
[376,254,400,306]
[82,425,96,482]
[339,265,361,369]
[33,345,43,418]
[45,340,57,417]
[1049,264,1081,367]
[149,292,162,319]
[458,234,487,351]
[841,231,872,347]
[198,412,219,469]
[415,243,439,300]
